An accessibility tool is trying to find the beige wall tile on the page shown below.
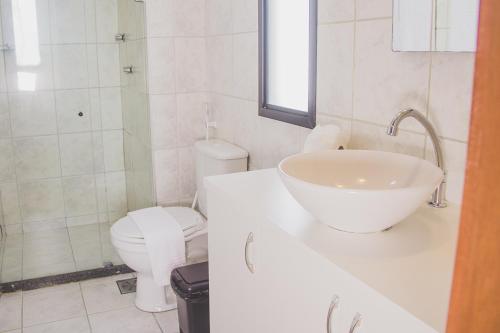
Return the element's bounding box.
[232,32,258,101]
[9,92,57,137]
[19,179,65,222]
[146,37,176,94]
[319,0,355,23]
[317,22,354,118]
[428,53,475,141]
[177,93,208,146]
[174,37,207,92]
[62,175,98,217]
[150,94,177,150]
[0,138,15,182]
[13,136,61,180]
[206,0,232,35]
[353,19,430,132]
[55,89,92,133]
[350,121,426,158]
[356,0,393,20]
[153,149,179,205]
[60,133,94,176]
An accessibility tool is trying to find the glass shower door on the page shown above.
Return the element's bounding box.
[0,0,153,285]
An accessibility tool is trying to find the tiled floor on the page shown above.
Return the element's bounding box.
[0,224,122,282]
[0,274,180,333]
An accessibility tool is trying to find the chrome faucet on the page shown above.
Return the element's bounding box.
[387,109,447,208]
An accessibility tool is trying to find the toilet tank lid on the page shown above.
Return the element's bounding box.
[195,139,248,160]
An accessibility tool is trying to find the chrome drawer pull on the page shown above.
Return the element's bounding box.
[326,295,340,333]
[349,313,362,333]
[244,232,255,273]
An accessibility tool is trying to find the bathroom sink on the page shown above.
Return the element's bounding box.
[278,150,444,233]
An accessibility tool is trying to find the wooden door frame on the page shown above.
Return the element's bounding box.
[446,0,500,331]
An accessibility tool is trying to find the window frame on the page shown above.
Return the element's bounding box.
[258,0,318,129]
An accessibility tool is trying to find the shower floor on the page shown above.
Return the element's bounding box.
[0,223,122,283]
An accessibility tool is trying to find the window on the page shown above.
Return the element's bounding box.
[259,0,317,128]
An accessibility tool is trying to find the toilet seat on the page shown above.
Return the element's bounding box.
[111,206,207,244]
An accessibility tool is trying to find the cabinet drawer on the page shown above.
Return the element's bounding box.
[336,272,439,333]
[259,223,355,333]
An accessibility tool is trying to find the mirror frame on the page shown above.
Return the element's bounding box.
[258,0,318,129]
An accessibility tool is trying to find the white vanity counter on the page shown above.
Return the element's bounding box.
[206,169,460,332]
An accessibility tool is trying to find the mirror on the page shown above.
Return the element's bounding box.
[259,0,317,128]
[393,0,480,52]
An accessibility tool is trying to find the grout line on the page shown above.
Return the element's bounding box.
[172,33,179,208]
[203,17,393,40]
[319,19,357,26]
[85,0,105,270]
[4,85,122,94]
[21,313,87,331]
[8,128,124,141]
[152,312,166,333]
[1,170,125,189]
[355,16,393,22]
[16,41,121,47]
[4,23,25,279]
[20,277,24,332]
[24,0,59,279]
[78,279,94,333]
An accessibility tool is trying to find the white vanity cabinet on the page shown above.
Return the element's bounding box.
[263,223,436,333]
[259,222,353,333]
[207,170,458,333]
[208,186,262,333]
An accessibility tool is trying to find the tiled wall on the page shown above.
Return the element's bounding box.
[144,0,208,206]
[206,0,474,205]
[0,0,127,235]
[118,0,155,212]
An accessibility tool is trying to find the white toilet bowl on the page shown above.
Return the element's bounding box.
[111,139,248,312]
[111,206,208,312]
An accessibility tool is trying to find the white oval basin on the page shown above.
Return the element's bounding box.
[278,150,444,233]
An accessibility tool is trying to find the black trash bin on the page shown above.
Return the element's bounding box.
[171,261,210,333]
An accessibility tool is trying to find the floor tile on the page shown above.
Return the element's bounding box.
[80,274,135,314]
[22,283,86,327]
[23,317,90,333]
[89,307,162,333]
[154,310,180,333]
[0,292,22,332]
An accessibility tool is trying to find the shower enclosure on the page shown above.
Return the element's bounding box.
[0,0,154,284]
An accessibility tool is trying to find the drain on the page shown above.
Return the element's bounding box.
[116,277,137,294]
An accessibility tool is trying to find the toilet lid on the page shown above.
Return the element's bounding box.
[111,207,206,241]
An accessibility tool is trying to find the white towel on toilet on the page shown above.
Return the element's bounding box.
[129,207,186,286]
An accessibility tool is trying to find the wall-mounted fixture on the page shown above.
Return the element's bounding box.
[258,0,317,128]
[115,33,126,42]
[393,0,480,52]
[123,66,134,74]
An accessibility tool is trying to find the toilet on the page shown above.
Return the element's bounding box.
[111,139,248,312]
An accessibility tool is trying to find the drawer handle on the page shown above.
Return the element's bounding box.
[326,295,340,333]
[244,232,255,273]
[349,313,362,333]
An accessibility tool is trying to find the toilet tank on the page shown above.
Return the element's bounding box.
[195,139,248,217]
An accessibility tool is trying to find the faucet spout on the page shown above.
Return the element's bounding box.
[387,109,447,208]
